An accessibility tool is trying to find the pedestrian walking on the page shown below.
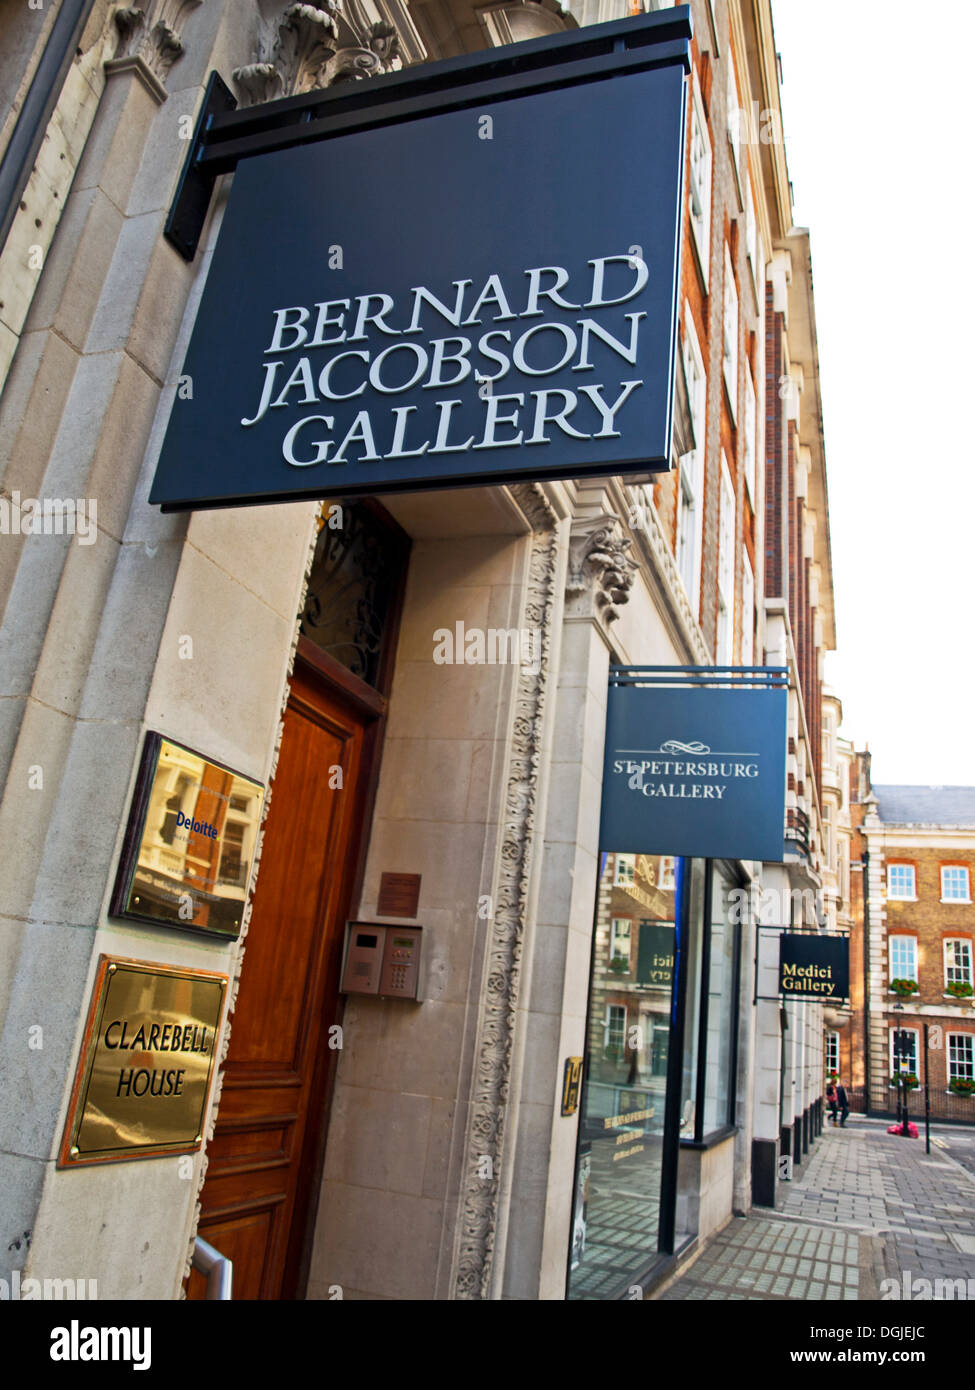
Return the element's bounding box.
[836,1079,850,1127]
[825,1081,838,1125]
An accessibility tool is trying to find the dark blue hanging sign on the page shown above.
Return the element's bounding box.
[600,668,789,861]
[779,933,850,1002]
[149,12,690,510]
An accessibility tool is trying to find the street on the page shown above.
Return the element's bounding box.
[658,1117,975,1300]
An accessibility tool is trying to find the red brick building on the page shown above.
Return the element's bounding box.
[849,780,975,1117]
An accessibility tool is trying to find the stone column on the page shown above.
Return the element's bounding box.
[499,502,638,1300]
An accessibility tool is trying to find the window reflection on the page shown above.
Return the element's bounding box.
[568,856,743,1295]
[126,739,263,936]
[568,852,677,1299]
[704,866,739,1132]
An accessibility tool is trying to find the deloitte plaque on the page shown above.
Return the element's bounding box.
[110,732,265,940]
[60,957,226,1166]
[149,25,688,510]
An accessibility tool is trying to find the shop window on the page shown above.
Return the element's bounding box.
[887,863,916,900]
[941,866,971,902]
[568,855,681,1297]
[699,864,741,1135]
[678,861,707,1145]
[948,1034,975,1081]
[889,935,918,984]
[825,1032,839,1076]
[568,856,741,1298]
[945,939,973,989]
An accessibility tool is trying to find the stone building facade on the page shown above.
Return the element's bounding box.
[0,0,843,1299]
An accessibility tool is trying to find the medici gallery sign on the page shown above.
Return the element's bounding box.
[149,56,686,509]
[779,933,850,1002]
[600,679,788,862]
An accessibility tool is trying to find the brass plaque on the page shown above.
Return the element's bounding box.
[561,1056,583,1116]
[59,956,226,1167]
[377,871,421,918]
[110,732,264,939]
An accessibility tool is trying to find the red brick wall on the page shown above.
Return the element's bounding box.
[882,845,975,1094]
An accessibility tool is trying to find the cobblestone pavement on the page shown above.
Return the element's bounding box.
[658,1117,975,1300]
[939,1126,975,1183]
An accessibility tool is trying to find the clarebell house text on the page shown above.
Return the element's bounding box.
[103,1018,212,1099]
[240,255,652,466]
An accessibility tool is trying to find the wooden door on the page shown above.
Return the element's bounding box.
[187,653,377,1299]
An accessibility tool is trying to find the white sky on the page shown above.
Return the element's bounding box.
[769,1,975,785]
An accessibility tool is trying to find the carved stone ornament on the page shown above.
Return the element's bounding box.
[234,3,401,105]
[453,483,559,1300]
[112,0,202,83]
[566,516,639,625]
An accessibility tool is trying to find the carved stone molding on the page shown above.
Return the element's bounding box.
[453,483,559,1301]
[565,515,638,627]
[233,3,400,105]
[232,61,283,106]
[112,0,202,85]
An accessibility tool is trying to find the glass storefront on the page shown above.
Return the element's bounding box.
[567,855,742,1299]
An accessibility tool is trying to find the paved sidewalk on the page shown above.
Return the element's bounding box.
[658,1117,975,1300]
